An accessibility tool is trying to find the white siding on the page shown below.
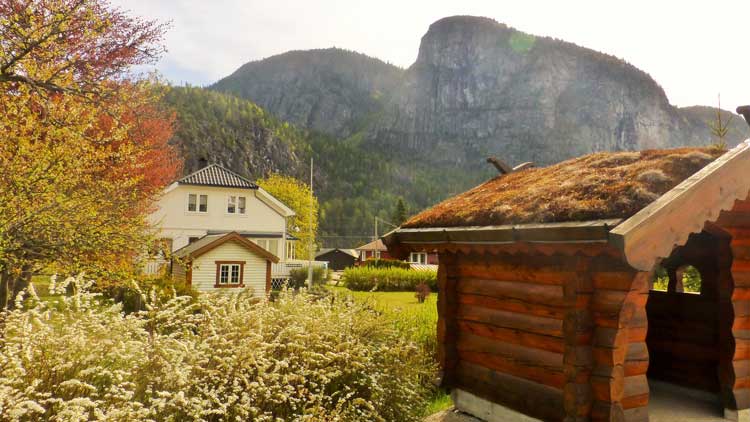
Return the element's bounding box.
[149,185,287,253]
[190,241,268,296]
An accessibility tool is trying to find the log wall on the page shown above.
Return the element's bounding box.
[437,247,648,421]
[717,198,750,410]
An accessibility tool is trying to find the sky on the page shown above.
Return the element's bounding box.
[112,0,750,112]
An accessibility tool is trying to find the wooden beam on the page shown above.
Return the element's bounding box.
[610,140,750,271]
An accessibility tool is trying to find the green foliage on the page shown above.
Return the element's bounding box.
[652,265,701,293]
[95,274,198,314]
[343,267,437,292]
[363,258,411,270]
[257,174,318,259]
[287,266,328,289]
[1,276,436,421]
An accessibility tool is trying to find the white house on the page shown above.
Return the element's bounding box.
[147,164,325,286]
[171,232,279,295]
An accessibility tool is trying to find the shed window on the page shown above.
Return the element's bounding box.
[188,194,208,213]
[227,195,247,214]
[215,261,244,287]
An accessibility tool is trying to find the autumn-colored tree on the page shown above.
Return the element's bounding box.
[0,0,180,308]
[257,174,319,260]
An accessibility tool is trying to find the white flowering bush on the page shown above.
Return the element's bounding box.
[0,276,435,421]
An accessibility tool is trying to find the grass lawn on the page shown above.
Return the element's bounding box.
[330,286,453,416]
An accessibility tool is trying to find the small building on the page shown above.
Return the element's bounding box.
[355,239,438,265]
[315,248,358,271]
[385,143,750,422]
[172,232,279,295]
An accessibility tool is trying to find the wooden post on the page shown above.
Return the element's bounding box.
[437,253,459,387]
[563,256,594,422]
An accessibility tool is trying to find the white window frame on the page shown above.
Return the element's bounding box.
[409,252,427,264]
[218,263,241,285]
[187,193,208,213]
[226,195,247,215]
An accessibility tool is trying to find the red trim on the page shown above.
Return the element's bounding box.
[214,261,246,288]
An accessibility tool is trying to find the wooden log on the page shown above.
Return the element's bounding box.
[459,350,566,388]
[457,304,564,338]
[457,320,564,353]
[455,361,565,421]
[591,365,625,403]
[456,278,564,304]
[622,375,649,409]
[457,293,566,319]
[456,332,564,369]
[437,256,458,387]
[455,264,576,286]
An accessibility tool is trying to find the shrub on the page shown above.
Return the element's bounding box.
[363,258,411,270]
[287,266,327,289]
[0,275,435,421]
[415,283,431,303]
[343,267,437,292]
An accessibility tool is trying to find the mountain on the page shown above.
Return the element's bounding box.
[163,86,308,179]
[211,48,404,138]
[196,16,749,247]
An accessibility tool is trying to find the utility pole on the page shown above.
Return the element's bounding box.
[307,158,314,289]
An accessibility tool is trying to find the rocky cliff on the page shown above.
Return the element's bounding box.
[211,48,404,138]
[365,16,747,168]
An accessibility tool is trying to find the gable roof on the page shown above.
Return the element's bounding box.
[173,232,280,263]
[355,239,387,252]
[178,164,259,189]
[316,248,359,259]
[403,147,725,229]
[385,140,750,272]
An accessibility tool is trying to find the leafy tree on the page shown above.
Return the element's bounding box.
[257,174,319,260]
[0,0,177,308]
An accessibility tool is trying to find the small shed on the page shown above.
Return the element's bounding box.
[384,143,750,421]
[172,232,279,295]
[315,248,358,271]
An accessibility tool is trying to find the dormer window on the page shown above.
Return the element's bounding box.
[227,195,247,214]
[188,194,208,213]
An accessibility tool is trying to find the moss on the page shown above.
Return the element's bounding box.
[404,147,724,228]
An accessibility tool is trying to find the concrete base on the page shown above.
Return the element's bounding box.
[724,409,750,422]
[451,389,541,422]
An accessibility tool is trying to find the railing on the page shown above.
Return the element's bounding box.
[143,259,168,276]
[272,259,328,279]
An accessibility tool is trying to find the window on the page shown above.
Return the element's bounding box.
[215,261,244,287]
[287,242,296,260]
[651,264,702,294]
[227,195,247,214]
[409,252,427,264]
[188,194,208,213]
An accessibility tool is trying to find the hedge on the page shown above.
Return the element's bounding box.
[343,266,437,292]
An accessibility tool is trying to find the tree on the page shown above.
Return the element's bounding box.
[709,94,733,150]
[257,174,319,260]
[392,198,408,226]
[0,0,178,308]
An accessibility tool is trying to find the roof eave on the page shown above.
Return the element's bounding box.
[384,218,622,249]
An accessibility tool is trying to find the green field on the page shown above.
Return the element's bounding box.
[329,287,452,416]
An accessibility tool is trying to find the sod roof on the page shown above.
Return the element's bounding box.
[403,147,725,229]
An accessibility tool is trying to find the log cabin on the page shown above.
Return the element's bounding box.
[384,141,750,421]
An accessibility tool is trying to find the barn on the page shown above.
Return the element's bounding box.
[384,142,750,421]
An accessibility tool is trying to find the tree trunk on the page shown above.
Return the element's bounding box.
[0,268,9,310]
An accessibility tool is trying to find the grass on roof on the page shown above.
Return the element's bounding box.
[404,147,725,228]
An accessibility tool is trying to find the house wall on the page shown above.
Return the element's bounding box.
[149,185,287,255]
[190,241,268,296]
